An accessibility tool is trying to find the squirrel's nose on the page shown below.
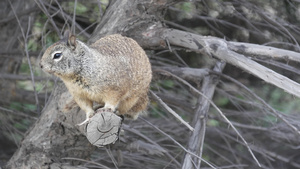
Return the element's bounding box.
[40,62,43,69]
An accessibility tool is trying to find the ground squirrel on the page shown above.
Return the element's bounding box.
[40,32,152,125]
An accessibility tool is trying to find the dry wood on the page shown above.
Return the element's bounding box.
[160,63,261,167]
[86,110,122,147]
[182,61,225,169]
[153,66,209,83]
[159,29,300,98]
[228,42,300,62]
[140,117,216,169]
[211,71,300,135]
[6,84,94,168]
[150,91,194,131]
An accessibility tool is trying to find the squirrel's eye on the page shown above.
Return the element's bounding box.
[53,53,62,59]
[52,51,63,61]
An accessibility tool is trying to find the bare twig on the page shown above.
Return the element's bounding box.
[0,73,54,81]
[139,117,217,169]
[0,106,37,119]
[105,146,119,169]
[62,157,110,169]
[48,1,90,37]
[156,69,261,167]
[71,0,77,34]
[153,66,209,82]
[123,124,180,166]
[257,11,299,48]
[0,6,38,24]
[34,0,60,35]
[211,71,300,136]
[8,0,40,113]
[150,91,194,131]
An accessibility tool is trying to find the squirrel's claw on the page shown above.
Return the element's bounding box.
[77,118,90,126]
[77,111,94,126]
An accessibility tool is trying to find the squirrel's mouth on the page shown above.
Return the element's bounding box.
[47,70,55,74]
[40,63,55,75]
[41,66,55,75]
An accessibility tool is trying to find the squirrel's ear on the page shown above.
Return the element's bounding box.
[62,30,76,49]
[63,30,70,43]
[68,35,77,49]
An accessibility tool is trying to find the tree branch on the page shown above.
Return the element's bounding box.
[228,42,300,62]
[182,61,225,168]
[6,83,94,168]
[156,28,300,98]
[150,91,194,131]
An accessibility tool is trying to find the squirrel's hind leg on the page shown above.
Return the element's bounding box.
[101,102,119,113]
[125,94,149,119]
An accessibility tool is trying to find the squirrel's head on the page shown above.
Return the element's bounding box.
[40,31,82,78]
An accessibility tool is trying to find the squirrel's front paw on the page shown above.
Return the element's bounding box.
[77,111,95,126]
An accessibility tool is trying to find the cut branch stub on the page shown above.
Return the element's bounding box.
[86,109,122,147]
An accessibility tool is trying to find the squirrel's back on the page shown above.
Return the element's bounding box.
[87,34,152,92]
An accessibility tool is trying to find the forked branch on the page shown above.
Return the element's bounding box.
[154,29,300,98]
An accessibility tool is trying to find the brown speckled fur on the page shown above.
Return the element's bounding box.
[40,34,152,124]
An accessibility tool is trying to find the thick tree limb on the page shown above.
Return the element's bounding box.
[89,0,167,47]
[155,29,300,98]
[228,42,300,62]
[6,83,94,168]
[182,61,225,169]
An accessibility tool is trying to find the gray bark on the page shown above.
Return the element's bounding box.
[182,62,225,169]
[6,83,94,168]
